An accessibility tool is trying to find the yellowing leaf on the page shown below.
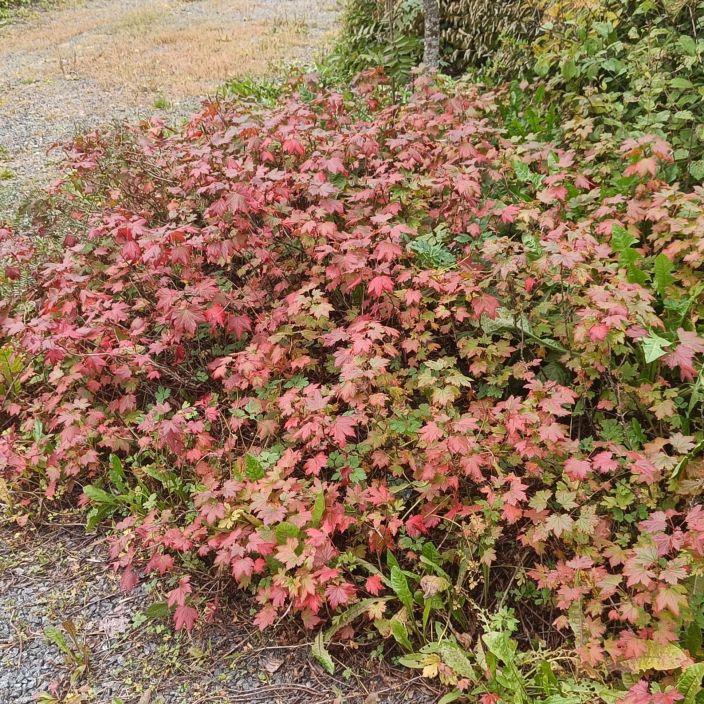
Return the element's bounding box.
[630,642,690,673]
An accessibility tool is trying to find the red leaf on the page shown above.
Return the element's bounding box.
[325,582,356,609]
[365,575,384,595]
[471,294,500,319]
[367,275,394,298]
[146,553,174,575]
[254,604,278,630]
[564,458,591,481]
[120,568,139,592]
[174,604,198,632]
[419,421,444,444]
[331,415,357,448]
[283,138,305,156]
[167,577,192,607]
[205,304,226,327]
[232,557,255,582]
[172,307,203,336]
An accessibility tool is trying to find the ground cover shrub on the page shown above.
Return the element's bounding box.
[3,73,704,701]
[324,0,424,87]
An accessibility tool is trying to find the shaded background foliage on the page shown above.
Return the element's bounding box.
[332,0,704,185]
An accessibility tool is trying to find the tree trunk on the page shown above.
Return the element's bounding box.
[423,0,440,72]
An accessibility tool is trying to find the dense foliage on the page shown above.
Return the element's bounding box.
[328,0,538,81]
[331,0,704,191]
[526,0,704,188]
[3,69,704,701]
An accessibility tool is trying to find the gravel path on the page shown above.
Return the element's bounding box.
[0,0,339,220]
[0,523,437,703]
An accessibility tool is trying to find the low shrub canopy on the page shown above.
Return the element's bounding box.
[2,73,704,700]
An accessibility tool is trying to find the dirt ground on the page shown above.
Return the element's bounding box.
[0,0,338,219]
[0,521,437,703]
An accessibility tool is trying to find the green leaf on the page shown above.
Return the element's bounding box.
[325,598,391,640]
[44,626,71,656]
[562,58,577,80]
[244,453,265,481]
[685,621,702,658]
[390,566,414,616]
[678,35,698,56]
[670,77,695,89]
[390,619,413,651]
[109,454,127,493]
[398,653,432,669]
[482,630,516,664]
[512,158,544,189]
[438,641,476,679]
[534,56,552,77]
[690,160,704,182]
[144,601,170,620]
[274,521,300,544]
[438,691,463,704]
[642,333,672,363]
[386,550,400,572]
[312,631,335,674]
[653,254,675,296]
[677,662,704,704]
[311,490,326,527]
[83,485,116,505]
[611,224,637,252]
[536,660,559,695]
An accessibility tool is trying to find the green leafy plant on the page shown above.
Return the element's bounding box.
[44,620,90,685]
[519,0,704,186]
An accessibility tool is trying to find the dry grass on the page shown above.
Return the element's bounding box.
[0,0,331,100]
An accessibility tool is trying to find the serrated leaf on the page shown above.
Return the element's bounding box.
[274,521,300,544]
[109,454,127,493]
[244,453,265,480]
[690,160,704,182]
[678,662,704,704]
[144,601,170,620]
[312,631,334,674]
[482,630,516,664]
[642,333,672,363]
[653,254,674,296]
[631,641,689,672]
[325,597,391,640]
[611,224,638,252]
[44,626,71,656]
[390,566,414,616]
[311,490,326,527]
[83,485,116,505]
